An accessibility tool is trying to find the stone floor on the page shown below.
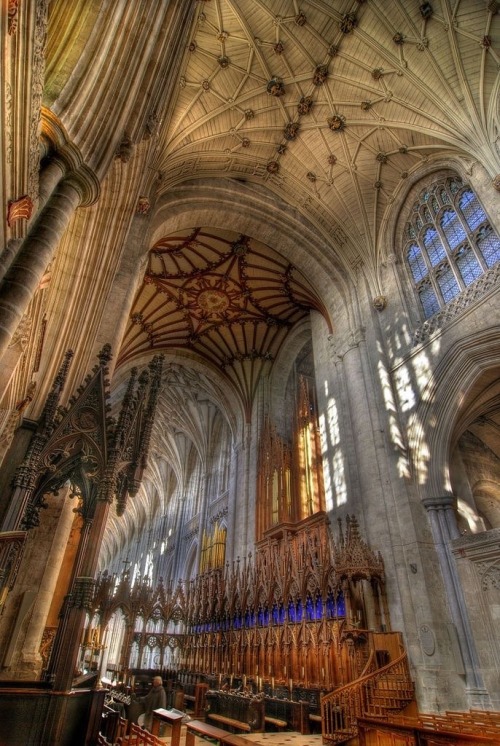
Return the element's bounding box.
[157,724,323,746]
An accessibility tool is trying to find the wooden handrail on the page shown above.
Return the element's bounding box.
[321,650,414,744]
[358,648,376,679]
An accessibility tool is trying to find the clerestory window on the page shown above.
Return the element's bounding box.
[404,176,500,319]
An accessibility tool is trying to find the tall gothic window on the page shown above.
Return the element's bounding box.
[404,176,500,319]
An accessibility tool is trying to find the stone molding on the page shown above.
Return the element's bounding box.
[452,528,500,591]
[328,326,366,361]
[41,108,100,206]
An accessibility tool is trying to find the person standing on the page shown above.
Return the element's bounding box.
[136,675,166,731]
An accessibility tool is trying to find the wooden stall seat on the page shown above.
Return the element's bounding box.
[264,715,287,730]
[263,697,310,733]
[208,714,251,732]
[186,719,234,746]
[205,691,265,733]
[186,719,266,746]
[177,671,209,713]
[309,713,323,726]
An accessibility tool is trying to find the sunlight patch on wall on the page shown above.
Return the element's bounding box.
[321,452,333,512]
[395,364,416,412]
[413,350,433,401]
[332,451,347,507]
[457,498,487,534]
[408,413,429,486]
[319,392,347,508]
[376,352,410,479]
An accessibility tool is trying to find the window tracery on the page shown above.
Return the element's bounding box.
[405,176,500,319]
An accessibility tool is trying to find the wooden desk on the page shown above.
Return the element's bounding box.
[151,708,184,746]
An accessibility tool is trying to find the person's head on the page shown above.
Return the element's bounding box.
[152,676,163,688]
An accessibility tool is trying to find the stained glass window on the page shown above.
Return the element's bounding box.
[441,209,466,249]
[418,279,440,318]
[478,227,500,268]
[455,246,482,286]
[407,244,427,282]
[405,176,500,319]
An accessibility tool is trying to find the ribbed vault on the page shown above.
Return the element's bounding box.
[119,227,329,417]
[155,0,500,288]
[53,0,500,568]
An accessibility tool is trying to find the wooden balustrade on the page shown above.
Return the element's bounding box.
[116,722,164,746]
[321,650,414,744]
[358,712,500,745]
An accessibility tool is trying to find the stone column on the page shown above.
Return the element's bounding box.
[0,240,22,286]
[16,492,74,677]
[0,169,98,362]
[423,496,490,707]
[49,498,110,691]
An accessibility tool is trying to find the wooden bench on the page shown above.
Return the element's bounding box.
[186,719,266,746]
[264,715,287,730]
[208,714,251,732]
[205,691,265,733]
[263,697,311,733]
[186,719,234,746]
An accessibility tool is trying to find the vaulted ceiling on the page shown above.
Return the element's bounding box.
[119,0,500,406]
[119,227,329,416]
[119,0,500,423]
[91,0,499,557]
[153,0,500,287]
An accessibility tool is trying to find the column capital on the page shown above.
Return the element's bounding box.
[41,107,100,206]
[422,495,456,512]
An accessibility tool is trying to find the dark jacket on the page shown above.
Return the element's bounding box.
[139,684,167,730]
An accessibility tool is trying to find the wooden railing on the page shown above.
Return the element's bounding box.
[357,710,500,744]
[321,645,414,744]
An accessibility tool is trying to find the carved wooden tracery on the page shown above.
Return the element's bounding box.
[89,513,387,689]
[0,347,164,687]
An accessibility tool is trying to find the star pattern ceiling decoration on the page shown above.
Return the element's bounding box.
[119,227,329,416]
